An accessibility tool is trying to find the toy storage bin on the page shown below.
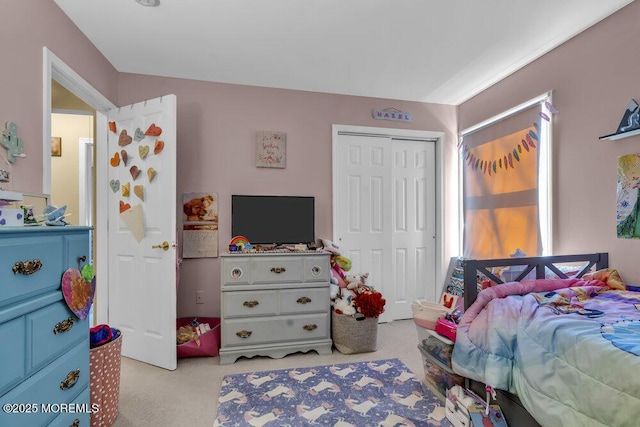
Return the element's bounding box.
[419,344,464,398]
[412,299,448,330]
[90,331,122,427]
[332,311,378,354]
[419,328,454,368]
[176,317,221,358]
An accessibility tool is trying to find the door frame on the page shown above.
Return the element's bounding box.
[331,124,446,300]
[43,47,116,325]
[78,137,94,227]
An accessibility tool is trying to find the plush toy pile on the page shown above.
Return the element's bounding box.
[321,239,386,318]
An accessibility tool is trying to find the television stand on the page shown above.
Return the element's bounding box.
[219,251,333,364]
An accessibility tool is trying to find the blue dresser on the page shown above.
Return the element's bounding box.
[0,226,92,427]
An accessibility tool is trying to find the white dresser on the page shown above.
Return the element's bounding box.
[0,226,92,427]
[219,251,332,364]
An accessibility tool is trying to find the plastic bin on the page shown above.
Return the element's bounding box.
[419,328,454,368]
[419,344,464,399]
[90,331,122,427]
[176,317,221,358]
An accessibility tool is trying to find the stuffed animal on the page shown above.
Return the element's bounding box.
[333,296,356,316]
[345,273,369,291]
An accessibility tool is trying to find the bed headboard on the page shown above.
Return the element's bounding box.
[462,253,609,310]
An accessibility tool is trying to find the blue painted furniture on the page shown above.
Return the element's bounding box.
[0,226,92,427]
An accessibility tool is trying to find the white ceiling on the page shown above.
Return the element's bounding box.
[54,0,633,105]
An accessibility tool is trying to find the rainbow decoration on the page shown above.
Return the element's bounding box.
[229,235,250,251]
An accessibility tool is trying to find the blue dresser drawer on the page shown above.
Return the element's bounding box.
[29,301,89,371]
[48,386,91,427]
[0,235,64,308]
[0,316,26,395]
[0,339,90,427]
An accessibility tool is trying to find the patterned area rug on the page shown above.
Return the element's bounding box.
[214,358,452,426]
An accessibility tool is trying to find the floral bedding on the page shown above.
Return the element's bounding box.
[452,278,640,427]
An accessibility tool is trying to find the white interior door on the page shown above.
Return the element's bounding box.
[333,126,438,322]
[107,95,178,370]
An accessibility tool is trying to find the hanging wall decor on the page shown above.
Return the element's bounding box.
[51,137,62,157]
[1,122,25,163]
[256,131,286,168]
[182,192,219,258]
[616,153,640,239]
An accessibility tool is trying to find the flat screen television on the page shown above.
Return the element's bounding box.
[231,195,315,245]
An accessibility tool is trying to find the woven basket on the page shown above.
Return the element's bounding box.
[331,311,378,354]
[90,332,122,427]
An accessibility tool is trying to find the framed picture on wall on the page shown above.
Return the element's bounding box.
[51,137,62,157]
[256,131,286,168]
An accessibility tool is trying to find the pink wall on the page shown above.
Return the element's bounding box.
[0,1,118,191]
[117,75,457,316]
[458,2,640,283]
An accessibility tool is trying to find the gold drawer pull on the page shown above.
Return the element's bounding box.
[53,317,75,334]
[270,267,286,274]
[236,330,252,338]
[60,369,80,390]
[243,300,259,308]
[12,259,43,275]
[303,324,318,331]
[70,419,80,427]
[297,297,312,304]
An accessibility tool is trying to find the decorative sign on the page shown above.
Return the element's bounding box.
[256,131,286,168]
[372,108,412,123]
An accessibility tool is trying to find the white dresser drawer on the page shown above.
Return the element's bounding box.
[221,257,252,285]
[222,313,329,346]
[251,257,303,283]
[280,287,329,314]
[223,290,278,317]
[303,255,330,282]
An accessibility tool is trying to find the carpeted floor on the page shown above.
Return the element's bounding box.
[214,358,451,426]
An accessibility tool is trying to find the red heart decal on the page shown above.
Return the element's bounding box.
[145,123,162,136]
[108,121,117,133]
[119,130,133,146]
[121,150,129,166]
[119,201,131,213]
[130,165,140,180]
[154,139,164,155]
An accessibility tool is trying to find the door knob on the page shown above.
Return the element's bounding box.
[152,241,170,251]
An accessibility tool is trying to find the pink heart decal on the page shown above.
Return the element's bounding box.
[119,130,132,147]
[121,150,129,166]
[61,268,95,320]
[130,165,140,180]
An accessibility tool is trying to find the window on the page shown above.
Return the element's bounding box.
[459,92,553,259]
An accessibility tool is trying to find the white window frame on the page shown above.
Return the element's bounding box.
[458,91,553,256]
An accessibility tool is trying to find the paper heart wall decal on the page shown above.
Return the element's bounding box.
[122,182,130,197]
[154,140,164,155]
[119,130,133,147]
[134,127,145,141]
[121,150,129,166]
[130,166,140,180]
[109,179,120,192]
[134,185,144,201]
[145,123,162,136]
[61,268,95,321]
[119,201,131,213]
[147,167,157,182]
[110,151,120,167]
[139,145,149,159]
[108,121,117,133]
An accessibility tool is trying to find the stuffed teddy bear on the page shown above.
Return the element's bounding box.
[345,273,369,291]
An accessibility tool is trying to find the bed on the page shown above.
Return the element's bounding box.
[452,253,640,427]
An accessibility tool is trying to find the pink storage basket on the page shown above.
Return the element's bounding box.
[90,331,122,427]
[176,317,221,358]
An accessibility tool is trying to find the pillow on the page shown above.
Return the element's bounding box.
[582,268,626,290]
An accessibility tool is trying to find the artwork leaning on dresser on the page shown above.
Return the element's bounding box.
[219,251,333,364]
[0,226,92,427]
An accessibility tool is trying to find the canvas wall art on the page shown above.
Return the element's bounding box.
[616,153,640,238]
[256,131,286,168]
